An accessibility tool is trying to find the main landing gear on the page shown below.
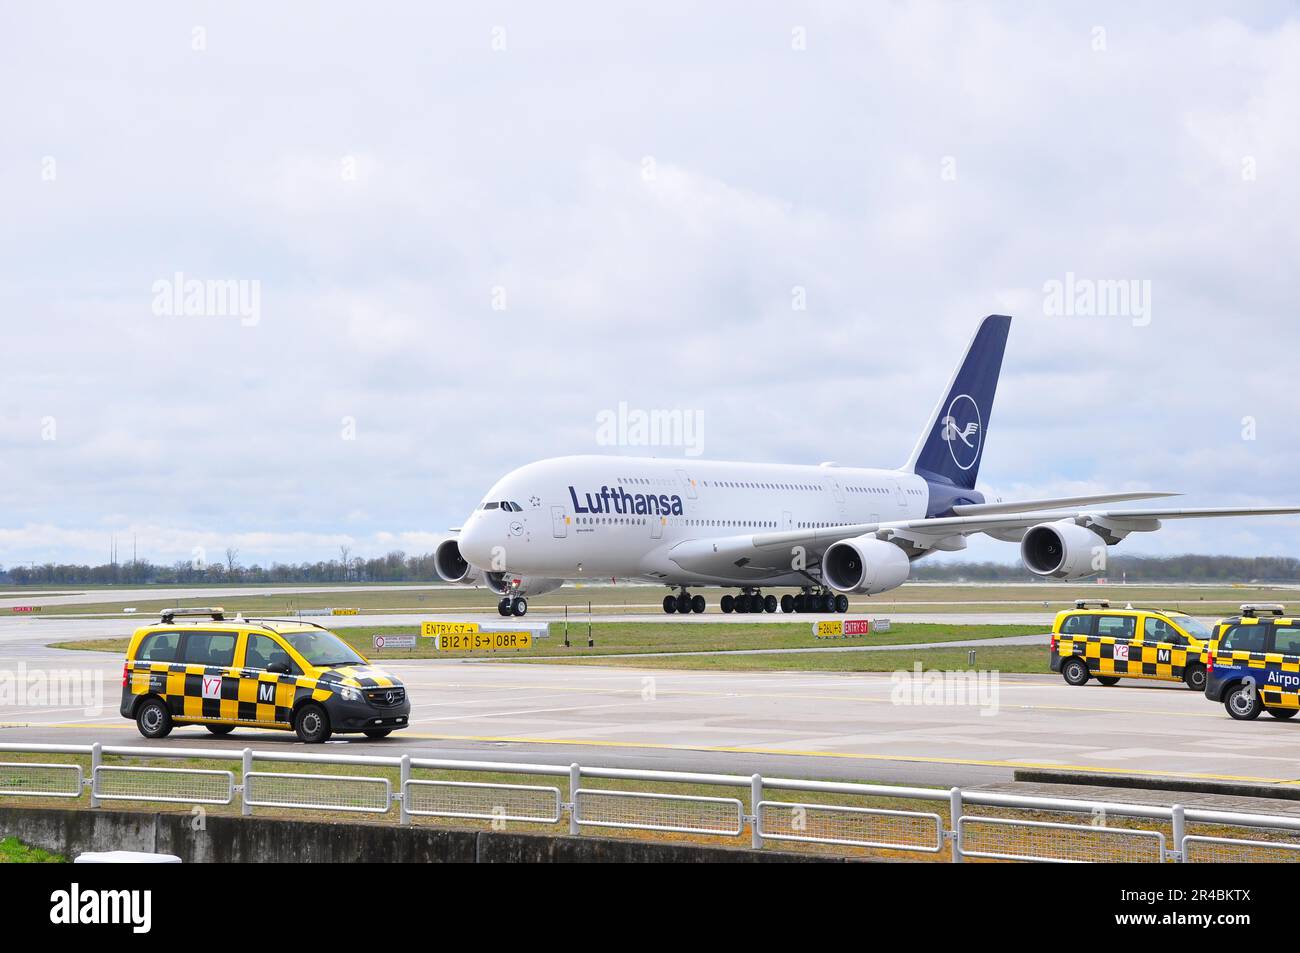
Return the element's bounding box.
[663,590,707,614]
[720,588,850,614]
[497,596,528,617]
[720,589,778,614]
[792,590,849,614]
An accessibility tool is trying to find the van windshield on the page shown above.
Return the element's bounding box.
[280,630,366,668]
[1166,614,1212,640]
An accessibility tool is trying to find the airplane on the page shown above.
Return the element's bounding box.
[436,315,1300,616]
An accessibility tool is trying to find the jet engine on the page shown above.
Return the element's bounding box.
[1020,519,1109,580]
[434,538,483,586]
[822,536,911,595]
[484,572,564,598]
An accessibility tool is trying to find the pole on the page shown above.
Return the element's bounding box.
[569,763,581,836]
[949,787,963,863]
[399,754,411,826]
[242,748,253,816]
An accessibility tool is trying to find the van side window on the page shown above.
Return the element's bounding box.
[181,632,237,667]
[1144,617,1184,645]
[1059,614,1093,636]
[1220,624,1268,654]
[1095,616,1136,640]
[1273,627,1300,656]
[245,633,298,674]
[138,632,180,662]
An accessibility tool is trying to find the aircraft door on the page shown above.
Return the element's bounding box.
[676,469,698,499]
[893,479,908,508]
[551,505,568,538]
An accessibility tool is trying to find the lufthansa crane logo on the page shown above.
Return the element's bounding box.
[940,394,982,471]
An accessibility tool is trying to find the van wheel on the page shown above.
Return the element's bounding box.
[205,724,235,736]
[363,728,393,739]
[1183,664,1207,691]
[1096,676,1121,686]
[1061,658,1090,686]
[293,703,332,743]
[135,698,173,739]
[1224,684,1263,720]
[1267,708,1299,720]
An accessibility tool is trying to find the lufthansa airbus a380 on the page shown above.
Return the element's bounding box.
[436,315,1300,616]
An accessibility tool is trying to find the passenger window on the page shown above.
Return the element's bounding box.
[1058,614,1094,636]
[181,632,237,667]
[245,634,297,673]
[137,632,180,662]
[1273,627,1300,656]
[1095,616,1136,640]
[1220,624,1268,654]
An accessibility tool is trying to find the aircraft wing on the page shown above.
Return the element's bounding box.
[666,504,1300,577]
[949,490,1180,516]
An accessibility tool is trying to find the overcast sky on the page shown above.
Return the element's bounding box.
[3,2,1299,569]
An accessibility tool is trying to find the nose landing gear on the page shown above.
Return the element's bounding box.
[497,596,528,617]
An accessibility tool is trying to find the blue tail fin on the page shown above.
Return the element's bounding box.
[905,314,1011,490]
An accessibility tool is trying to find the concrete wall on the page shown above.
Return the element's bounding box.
[0,806,838,863]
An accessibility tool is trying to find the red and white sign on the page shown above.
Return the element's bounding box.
[374,634,417,650]
[202,675,223,700]
[843,620,871,636]
[10,606,41,613]
[1114,644,1129,661]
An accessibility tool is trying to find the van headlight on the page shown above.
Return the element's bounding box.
[337,686,362,702]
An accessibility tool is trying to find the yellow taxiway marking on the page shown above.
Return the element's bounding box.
[8,721,1300,786]
[389,676,1223,718]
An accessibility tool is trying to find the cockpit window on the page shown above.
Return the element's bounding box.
[509,502,523,512]
[482,502,499,510]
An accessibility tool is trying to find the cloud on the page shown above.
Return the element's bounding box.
[2,2,1299,565]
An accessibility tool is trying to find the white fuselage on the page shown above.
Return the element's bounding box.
[456,455,931,586]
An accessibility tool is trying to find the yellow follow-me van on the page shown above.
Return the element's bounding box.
[119,608,410,743]
[1049,599,1214,690]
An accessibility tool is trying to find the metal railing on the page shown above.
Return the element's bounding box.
[3,741,1300,861]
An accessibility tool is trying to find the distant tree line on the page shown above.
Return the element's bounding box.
[2,551,1300,586]
[911,554,1300,584]
[0,550,443,586]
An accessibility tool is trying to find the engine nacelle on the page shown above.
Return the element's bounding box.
[1020,519,1109,579]
[822,536,911,595]
[484,572,564,598]
[434,539,482,586]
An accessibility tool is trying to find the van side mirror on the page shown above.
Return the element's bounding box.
[267,661,291,674]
